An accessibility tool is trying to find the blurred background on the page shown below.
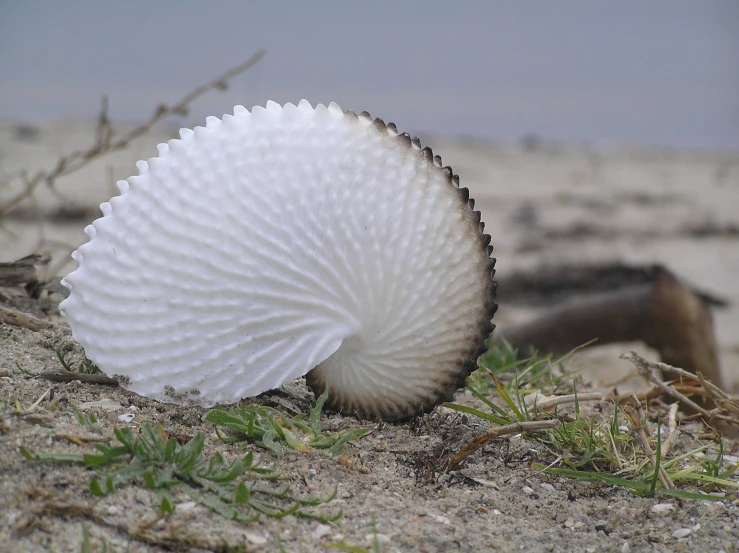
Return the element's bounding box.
[1,1,738,390]
[2,1,738,149]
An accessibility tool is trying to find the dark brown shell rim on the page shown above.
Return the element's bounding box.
[306,109,498,422]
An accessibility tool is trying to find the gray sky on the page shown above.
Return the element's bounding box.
[1,1,738,149]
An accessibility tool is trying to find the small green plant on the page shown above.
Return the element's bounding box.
[15,361,39,378]
[447,343,737,501]
[698,436,735,479]
[470,339,581,397]
[4,387,51,417]
[22,423,339,522]
[72,407,103,433]
[204,390,369,455]
[446,341,575,427]
[542,411,626,471]
[56,343,101,375]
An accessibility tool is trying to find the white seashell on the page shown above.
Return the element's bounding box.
[59,101,497,421]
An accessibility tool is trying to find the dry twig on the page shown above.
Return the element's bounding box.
[622,352,713,419]
[37,371,119,386]
[660,402,680,458]
[0,48,266,220]
[445,420,560,472]
[622,351,739,437]
[621,396,674,489]
[527,392,609,410]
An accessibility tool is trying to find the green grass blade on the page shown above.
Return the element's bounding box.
[493,377,526,422]
[21,448,85,463]
[466,383,512,420]
[311,389,330,436]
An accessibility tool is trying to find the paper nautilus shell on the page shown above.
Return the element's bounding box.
[60,100,497,421]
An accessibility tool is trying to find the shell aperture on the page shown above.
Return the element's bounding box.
[59,100,497,421]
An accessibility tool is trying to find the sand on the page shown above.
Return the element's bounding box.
[1,118,739,552]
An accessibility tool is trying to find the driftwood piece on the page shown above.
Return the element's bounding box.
[497,266,724,389]
[0,255,70,328]
[0,254,49,288]
[0,304,56,331]
[498,262,728,308]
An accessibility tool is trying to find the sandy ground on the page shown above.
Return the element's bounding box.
[1,118,739,552]
[4,326,739,553]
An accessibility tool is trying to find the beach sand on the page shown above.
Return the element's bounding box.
[1,118,739,552]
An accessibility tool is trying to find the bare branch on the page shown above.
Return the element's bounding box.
[445,420,560,472]
[0,48,266,218]
[621,352,713,419]
[527,392,610,410]
[37,371,119,386]
[621,351,739,438]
